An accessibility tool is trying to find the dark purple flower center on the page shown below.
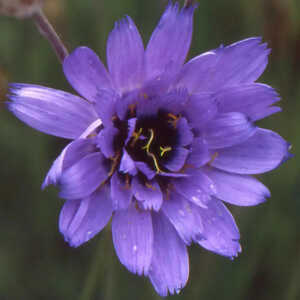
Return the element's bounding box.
[113,109,181,173]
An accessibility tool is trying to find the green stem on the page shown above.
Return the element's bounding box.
[79,238,105,300]
[32,8,68,63]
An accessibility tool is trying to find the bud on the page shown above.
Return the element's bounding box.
[0,0,44,18]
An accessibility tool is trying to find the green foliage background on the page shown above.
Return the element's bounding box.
[0,0,299,299]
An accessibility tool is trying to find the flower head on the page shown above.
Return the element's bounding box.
[7,2,290,296]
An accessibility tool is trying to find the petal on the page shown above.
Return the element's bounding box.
[110,172,132,210]
[186,138,211,167]
[183,93,217,129]
[145,3,195,79]
[135,162,156,180]
[42,138,96,189]
[162,192,203,244]
[174,168,216,207]
[204,167,270,206]
[196,199,241,258]
[125,118,137,145]
[203,112,256,149]
[97,126,119,158]
[107,16,144,93]
[59,152,108,199]
[163,147,189,172]
[177,37,270,93]
[116,89,139,120]
[149,213,189,297]
[176,51,218,93]
[63,47,112,102]
[119,150,138,176]
[211,128,290,174]
[136,89,189,119]
[59,186,113,247]
[7,84,97,139]
[177,118,193,146]
[132,177,163,211]
[112,204,153,275]
[216,83,281,121]
[93,89,118,126]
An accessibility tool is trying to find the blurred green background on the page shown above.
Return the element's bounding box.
[0,0,299,299]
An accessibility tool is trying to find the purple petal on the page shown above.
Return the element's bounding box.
[186,138,211,167]
[163,147,189,172]
[116,89,139,120]
[216,83,281,121]
[142,61,179,96]
[211,128,290,174]
[145,3,195,79]
[110,172,132,210]
[59,152,108,199]
[183,93,217,129]
[177,118,193,146]
[137,88,189,118]
[162,192,203,244]
[174,168,216,207]
[177,37,270,93]
[42,138,96,189]
[59,186,113,247]
[125,118,137,145]
[119,150,137,176]
[196,199,241,258]
[132,177,163,211]
[107,16,144,93]
[149,213,189,297]
[135,162,156,180]
[204,167,270,206]
[176,51,218,93]
[63,47,112,102]
[93,89,118,126]
[112,204,153,275]
[203,112,256,149]
[97,126,119,158]
[8,84,98,139]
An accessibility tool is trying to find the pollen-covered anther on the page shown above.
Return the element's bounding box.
[167,113,181,128]
[108,152,121,177]
[130,127,143,147]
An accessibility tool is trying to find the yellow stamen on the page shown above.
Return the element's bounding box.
[147,152,162,173]
[141,129,162,173]
[142,129,155,151]
[160,146,172,157]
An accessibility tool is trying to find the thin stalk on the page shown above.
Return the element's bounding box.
[79,238,104,300]
[32,9,68,63]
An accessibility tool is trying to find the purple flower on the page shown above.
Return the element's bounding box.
[7,2,290,296]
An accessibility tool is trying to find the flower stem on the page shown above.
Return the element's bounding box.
[32,9,68,63]
[79,240,103,300]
